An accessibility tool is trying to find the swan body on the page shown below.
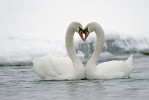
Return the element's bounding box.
[33,22,85,80]
[85,22,134,79]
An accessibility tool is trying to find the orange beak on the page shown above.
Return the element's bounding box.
[79,31,85,41]
[85,32,89,41]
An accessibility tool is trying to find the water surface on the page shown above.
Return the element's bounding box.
[0,55,149,100]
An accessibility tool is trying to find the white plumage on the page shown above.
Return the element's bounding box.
[33,22,85,80]
[85,22,134,79]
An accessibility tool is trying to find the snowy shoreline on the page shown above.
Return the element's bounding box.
[0,33,149,66]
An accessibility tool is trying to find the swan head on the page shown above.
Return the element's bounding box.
[69,22,85,41]
[83,22,99,40]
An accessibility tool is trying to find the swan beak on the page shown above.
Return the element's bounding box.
[79,32,85,41]
[85,32,89,40]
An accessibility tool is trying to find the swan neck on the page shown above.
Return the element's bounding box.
[65,27,82,64]
[87,25,105,65]
[65,24,85,79]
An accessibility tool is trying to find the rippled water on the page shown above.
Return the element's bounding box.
[0,55,149,100]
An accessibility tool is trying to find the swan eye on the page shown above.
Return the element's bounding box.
[78,27,83,33]
[84,27,89,33]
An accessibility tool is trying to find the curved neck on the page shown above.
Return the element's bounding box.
[65,27,82,66]
[87,25,105,67]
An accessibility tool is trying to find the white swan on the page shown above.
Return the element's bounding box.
[33,22,85,80]
[84,22,134,79]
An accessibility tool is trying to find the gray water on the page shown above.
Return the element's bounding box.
[0,55,149,100]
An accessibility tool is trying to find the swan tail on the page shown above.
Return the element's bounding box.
[125,54,133,65]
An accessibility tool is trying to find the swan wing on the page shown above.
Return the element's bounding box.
[96,60,125,71]
[48,55,73,75]
[33,54,73,79]
[96,60,133,79]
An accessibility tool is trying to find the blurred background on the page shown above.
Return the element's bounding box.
[0,0,149,65]
[1,1,149,100]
